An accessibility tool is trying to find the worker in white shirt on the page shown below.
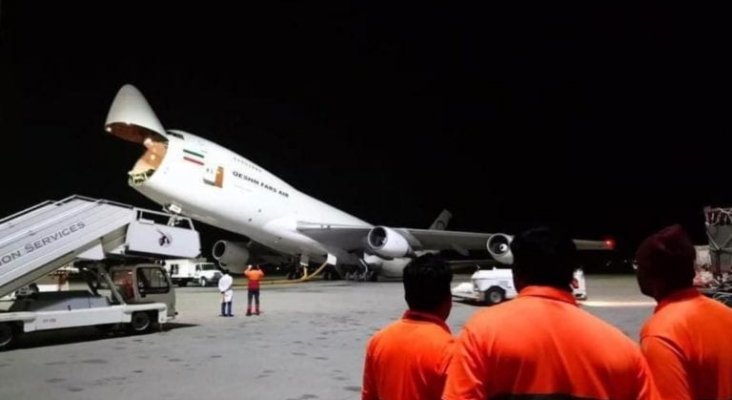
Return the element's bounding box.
[218,269,234,317]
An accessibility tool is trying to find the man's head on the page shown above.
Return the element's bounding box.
[403,254,453,320]
[635,224,695,301]
[510,227,578,291]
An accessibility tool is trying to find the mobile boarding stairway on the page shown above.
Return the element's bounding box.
[0,195,200,299]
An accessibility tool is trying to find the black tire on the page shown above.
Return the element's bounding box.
[484,287,505,305]
[0,323,15,350]
[178,280,188,287]
[130,312,152,333]
[199,277,208,287]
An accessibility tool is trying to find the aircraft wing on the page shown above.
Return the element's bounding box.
[296,222,372,251]
[297,222,612,256]
[297,223,492,254]
[246,241,293,266]
[395,228,493,253]
[403,231,612,252]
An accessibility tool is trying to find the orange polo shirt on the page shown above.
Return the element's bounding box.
[641,287,732,400]
[443,286,657,400]
[244,269,264,290]
[362,310,454,400]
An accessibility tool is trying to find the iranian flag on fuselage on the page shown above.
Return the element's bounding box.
[183,149,204,165]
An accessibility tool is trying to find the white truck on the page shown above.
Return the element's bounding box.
[1,262,177,348]
[0,196,201,350]
[451,267,587,305]
[164,258,221,287]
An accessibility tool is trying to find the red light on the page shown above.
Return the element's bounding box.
[604,238,616,250]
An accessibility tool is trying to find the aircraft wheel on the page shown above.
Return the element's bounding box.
[485,288,505,305]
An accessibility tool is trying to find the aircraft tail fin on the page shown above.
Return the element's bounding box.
[429,209,452,231]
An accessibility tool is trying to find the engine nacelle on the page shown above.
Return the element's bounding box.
[212,240,250,271]
[367,226,411,258]
[487,233,514,265]
[361,254,410,279]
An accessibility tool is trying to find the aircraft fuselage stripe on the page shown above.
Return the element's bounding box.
[183,156,204,165]
[183,149,205,158]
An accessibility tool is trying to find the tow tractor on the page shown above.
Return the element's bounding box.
[451,267,587,305]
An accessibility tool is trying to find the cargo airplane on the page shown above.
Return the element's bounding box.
[105,85,612,280]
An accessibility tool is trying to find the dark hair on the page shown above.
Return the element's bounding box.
[403,254,453,312]
[635,224,695,289]
[510,227,577,288]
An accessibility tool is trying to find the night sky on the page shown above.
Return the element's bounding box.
[0,3,728,261]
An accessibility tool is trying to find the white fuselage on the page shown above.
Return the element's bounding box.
[136,130,372,264]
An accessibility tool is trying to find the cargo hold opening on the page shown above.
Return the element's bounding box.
[105,122,169,186]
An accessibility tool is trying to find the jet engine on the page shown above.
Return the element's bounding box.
[367,227,411,258]
[487,233,514,265]
[212,240,250,271]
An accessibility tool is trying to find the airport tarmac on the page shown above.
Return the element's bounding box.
[0,274,655,400]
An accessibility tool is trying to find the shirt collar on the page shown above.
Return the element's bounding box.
[656,287,701,313]
[518,285,578,306]
[402,310,451,333]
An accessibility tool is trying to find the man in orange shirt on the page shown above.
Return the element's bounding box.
[362,254,454,400]
[443,227,657,400]
[244,264,264,316]
[636,224,732,400]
